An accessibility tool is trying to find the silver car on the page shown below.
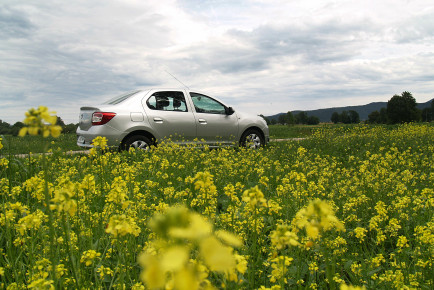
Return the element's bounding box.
[76,89,269,150]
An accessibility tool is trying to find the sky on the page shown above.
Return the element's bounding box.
[1,0,433,124]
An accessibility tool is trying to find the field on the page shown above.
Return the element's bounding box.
[0,123,433,289]
[0,134,79,155]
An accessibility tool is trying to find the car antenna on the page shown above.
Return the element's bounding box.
[165,70,190,90]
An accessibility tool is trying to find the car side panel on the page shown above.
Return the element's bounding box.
[193,112,239,144]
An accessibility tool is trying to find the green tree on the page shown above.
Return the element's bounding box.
[307,115,320,125]
[295,112,308,124]
[11,122,25,136]
[331,112,340,124]
[387,91,420,124]
[277,114,287,125]
[368,111,380,124]
[421,108,431,122]
[0,120,12,135]
[424,99,434,122]
[379,108,388,124]
[57,116,66,127]
[348,110,360,124]
[340,111,350,124]
[286,111,295,126]
[63,123,78,134]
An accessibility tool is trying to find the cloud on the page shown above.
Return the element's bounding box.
[392,11,434,43]
[0,0,433,124]
[0,5,35,39]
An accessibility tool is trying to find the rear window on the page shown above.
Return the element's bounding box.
[103,90,141,105]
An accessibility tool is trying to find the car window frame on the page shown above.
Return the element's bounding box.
[104,90,141,105]
[146,91,189,112]
[190,92,227,115]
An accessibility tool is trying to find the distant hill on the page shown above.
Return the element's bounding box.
[267,99,433,123]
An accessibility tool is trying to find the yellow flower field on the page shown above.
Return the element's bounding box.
[0,113,433,289]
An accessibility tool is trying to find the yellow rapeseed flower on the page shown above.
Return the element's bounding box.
[160,246,189,272]
[174,267,200,290]
[353,227,367,243]
[215,230,243,247]
[15,210,46,235]
[242,185,267,209]
[50,186,77,216]
[294,199,344,240]
[19,106,62,138]
[270,224,299,250]
[28,278,55,289]
[340,283,366,290]
[200,236,236,272]
[396,236,410,252]
[105,214,141,237]
[140,206,243,289]
[80,250,101,266]
[138,253,166,289]
[89,136,108,156]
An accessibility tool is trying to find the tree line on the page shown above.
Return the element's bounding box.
[263,91,433,125]
[367,91,433,124]
[262,111,320,126]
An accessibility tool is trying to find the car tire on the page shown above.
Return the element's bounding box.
[121,135,153,151]
[240,129,264,149]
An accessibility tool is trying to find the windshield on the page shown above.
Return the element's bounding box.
[103,90,141,105]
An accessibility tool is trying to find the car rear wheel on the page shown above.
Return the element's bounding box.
[240,129,264,149]
[121,135,153,151]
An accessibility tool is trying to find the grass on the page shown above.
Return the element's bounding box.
[269,124,319,139]
[0,134,80,155]
[0,123,433,289]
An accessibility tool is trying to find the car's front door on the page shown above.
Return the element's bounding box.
[143,91,196,143]
[189,92,239,145]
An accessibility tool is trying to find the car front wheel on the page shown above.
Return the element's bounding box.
[121,135,153,151]
[240,129,264,149]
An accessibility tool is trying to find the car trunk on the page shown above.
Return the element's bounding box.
[78,107,100,131]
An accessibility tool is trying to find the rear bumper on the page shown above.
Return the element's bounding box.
[76,126,125,148]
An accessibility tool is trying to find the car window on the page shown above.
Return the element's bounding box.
[190,93,226,114]
[104,90,141,105]
[146,91,188,112]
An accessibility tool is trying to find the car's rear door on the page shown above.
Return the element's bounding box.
[142,90,196,143]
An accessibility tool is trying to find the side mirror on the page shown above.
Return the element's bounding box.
[225,107,235,115]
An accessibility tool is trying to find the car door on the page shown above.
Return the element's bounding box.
[189,92,239,145]
[143,90,197,143]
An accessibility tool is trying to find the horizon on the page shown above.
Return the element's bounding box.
[2,96,432,125]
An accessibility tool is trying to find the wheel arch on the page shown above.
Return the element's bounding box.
[120,130,156,147]
[239,126,265,144]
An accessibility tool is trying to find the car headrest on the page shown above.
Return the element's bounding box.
[156,97,170,108]
[173,98,181,108]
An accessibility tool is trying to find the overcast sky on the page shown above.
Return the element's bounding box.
[1,0,433,124]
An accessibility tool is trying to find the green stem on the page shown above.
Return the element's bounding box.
[42,153,58,286]
[62,214,80,288]
[325,250,336,290]
[249,207,258,288]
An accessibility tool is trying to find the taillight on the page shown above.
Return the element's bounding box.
[92,112,116,125]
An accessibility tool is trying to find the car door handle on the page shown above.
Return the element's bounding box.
[198,118,207,124]
[153,117,163,123]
